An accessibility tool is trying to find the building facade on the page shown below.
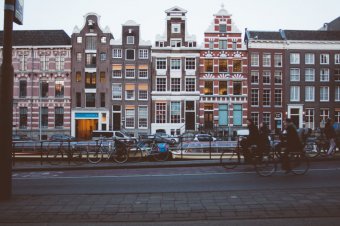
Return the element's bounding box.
[200,6,248,136]
[111,20,152,137]
[71,13,113,140]
[0,30,71,140]
[151,6,200,135]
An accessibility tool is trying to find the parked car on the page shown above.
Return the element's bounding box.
[155,133,179,144]
[12,134,34,141]
[193,134,216,142]
[91,130,134,141]
[140,134,176,145]
[180,132,196,143]
[49,134,76,141]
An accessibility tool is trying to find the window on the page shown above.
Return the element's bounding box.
[185,58,196,70]
[251,89,259,106]
[335,111,340,123]
[112,83,122,100]
[233,60,242,72]
[204,59,213,72]
[86,53,96,67]
[335,68,340,81]
[40,81,49,98]
[233,104,242,126]
[336,86,340,101]
[204,81,213,95]
[185,78,195,92]
[263,71,271,84]
[305,86,315,102]
[55,80,64,98]
[232,40,237,50]
[219,40,227,49]
[127,36,134,44]
[100,52,106,61]
[101,36,107,43]
[138,69,148,78]
[251,53,259,67]
[305,109,315,129]
[251,71,259,84]
[19,107,27,128]
[172,24,181,33]
[126,49,135,60]
[290,53,300,64]
[335,54,340,64]
[138,106,148,128]
[171,78,181,92]
[55,55,65,71]
[219,105,228,126]
[320,54,329,64]
[274,54,282,67]
[170,39,181,47]
[113,49,122,58]
[85,93,95,107]
[290,86,300,101]
[40,55,48,71]
[100,93,105,107]
[41,107,48,128]
[156,103,166,123]
[219,81,227,95]
[320,109,329,127]
[100,72,105,83]
[125,69,135,78]
[305,53,315,64]
[19,80,27,98]
[251,113,259,127]
[219,59,228,72]
[305,68,315,81]
[320,86,329,101]
[76,36,82,43]
[125,108,135,128]
[233,81,242,95]
[125,86,135,100]
[86,36,96,50]
[209,40,214,49]
[170,102,180,123]
[156,58,166,70]
[138,84,148,100]
[76,53,82,62]
[290,68,300,81]
[156,78,166,91]
[219,24,226,32]
[76,92,81,107]
[55,107,64,128]
[274,89,282,106]
[274,71,282,84]
[170,59,181,70]
[263,53,271,67]
[320,68,329,81]
[263,89,271,106]
[112,69,122,78]
[139,49,148,59]
[85,72,96,88]
[75,71,81,82]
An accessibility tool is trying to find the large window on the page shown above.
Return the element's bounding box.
[305,68,315,81]
[170,39,181,47]
[263,71,271,84]
[290,53,300,64]
[113,49,122,58]
[86,36,96,50]
[19,107,27,128]
[290,86,300,102]
[335,68,340,81]
[112,83,122,100]
[125,108,135,128]
[138,106,148,128]
[251,89,259,106]
[156,58,166,70]
[85,93,95,107]
[112,69,122,78]
[263,89,271,106]
[219,24,226,32]
[55,107,64,128]
[204,59,213,72]
[55,80,64,97]
[290,68,300,81]
[233,104,242,126]
[185,78,195,92]
[320,68,329,81]
[305,53,315,65]
[55,56,65,71]
[320,54,329,64]
[251,53,259,67]
[336,86,340,102]
[40,55,48,71]
[251,113,259,127]
[274,54,282,67]
[156,103,166,123]
[219,59,228,73]
[86,53,96,67]
[138,84,148,100]
[263,53,271,67]
[126,49,135,60]
[320,109,329,127]
[185,58,196,70]
[305,109,315,129]
[251,71,259,84]
[263,113,271,129]
[156,78,166,91]
[138,69,148,79]
[125,69,135,78]
[40,81,49,98]
[171,102,181,123]
[219,104,228,126]
[171,78,181,92]
[233,60,242,72]
[19,80,27,98]
[320,86,329,102]
[219,81,227,95]
[204,81,213,95]
[170,59,181,70]
[274,89,282,106]
[85,72,96,88]
[139,49,148,59]
[233,81,242,95]
[41,107,48,128]
[125,84,135,100]
[305,86,315,102]
[274,71,282,84]
[335,110,340,123]
[219,40,227,49]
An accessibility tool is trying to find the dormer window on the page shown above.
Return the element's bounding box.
[172,24,181,33]
[170,39,181,47]
[127,36,134,44]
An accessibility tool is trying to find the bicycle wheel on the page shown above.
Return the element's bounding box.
[290,153,310,175]
[255,153,276,177]
[113,147,128,163]
[71,145,85,165]
[128,147,143,163]
[220,149,239,169]
[47,143,63,165]
[87,145,103,164]
[152,146,170,162]
[304,142,319,158]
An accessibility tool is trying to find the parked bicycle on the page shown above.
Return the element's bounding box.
[130,139,170,162]
[46,140,85,165]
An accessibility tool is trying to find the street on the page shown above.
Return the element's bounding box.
[0,160,339,225]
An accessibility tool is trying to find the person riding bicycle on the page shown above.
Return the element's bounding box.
[282,118,304,173]
[241,118,259,164]
[324,118,336,157]
[258,122,271,157]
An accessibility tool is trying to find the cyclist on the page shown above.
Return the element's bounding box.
[324,118,336,157]
[258,122,271,157]
[241,118,259,164]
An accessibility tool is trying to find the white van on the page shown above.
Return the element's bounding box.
[91,130,133,141]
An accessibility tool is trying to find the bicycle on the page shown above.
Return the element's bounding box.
[46,140,85,165]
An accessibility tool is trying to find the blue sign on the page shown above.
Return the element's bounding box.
[75,113,99,118]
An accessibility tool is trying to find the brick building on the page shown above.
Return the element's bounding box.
[0,30,71,140]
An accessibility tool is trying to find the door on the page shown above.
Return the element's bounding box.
[113,113,121,130]
[185,112,195,130]
[204,112,213,130]
[76,119,98,140]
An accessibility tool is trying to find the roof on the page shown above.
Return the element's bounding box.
[322,16,340,31]
[246,31,282,40]
[0,30,71,46]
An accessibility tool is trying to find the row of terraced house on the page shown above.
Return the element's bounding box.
[1,6,340,140]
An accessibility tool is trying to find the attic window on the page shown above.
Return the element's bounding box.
[88,20,95,27]
[172,24,181,33]
[219,24,226,33]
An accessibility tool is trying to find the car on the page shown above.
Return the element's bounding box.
[155,133,179,144]
[12,134,34,141]
[141,134,177,145]
[180,132,196,142]
[91,130,134,141]
[49,134,76,141]
[193,134,216,142]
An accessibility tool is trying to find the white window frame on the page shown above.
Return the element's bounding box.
[274,54,282,67]
[138,106,148,129]
[290,53,300,64]
[185,58,196,70]
[251,71,259,84]
[125,89,135,100]
[290,86,300,102]
[138,89,148,100]
[320,68,330,82]
[112,83,122,100]
[125,108,135,128]
[156,58,167,70]
[263,53,271,67]
[125,69,135,79]
[320,54,329,65]
[251,53,259,67]
[335,54,340,64]
[320,86,329,102]
[156,77,167,92]
[138,69,148,79]
[305,53,315,65]
[185,78,196,92]
[171,24,181,33]
[290,68,300,81]
[139,49,148,59]
[305,86,315,102]
[305,68,315,82]
[170,39,181,47]
[113,49,122,58]
[127,36,134,44]
[335,86,340,102]
[170,78,181,92]
[170,59,181,70]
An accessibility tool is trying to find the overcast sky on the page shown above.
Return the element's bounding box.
[1,0,340,44]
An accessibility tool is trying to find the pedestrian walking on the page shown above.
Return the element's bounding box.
[324,118,336,156]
